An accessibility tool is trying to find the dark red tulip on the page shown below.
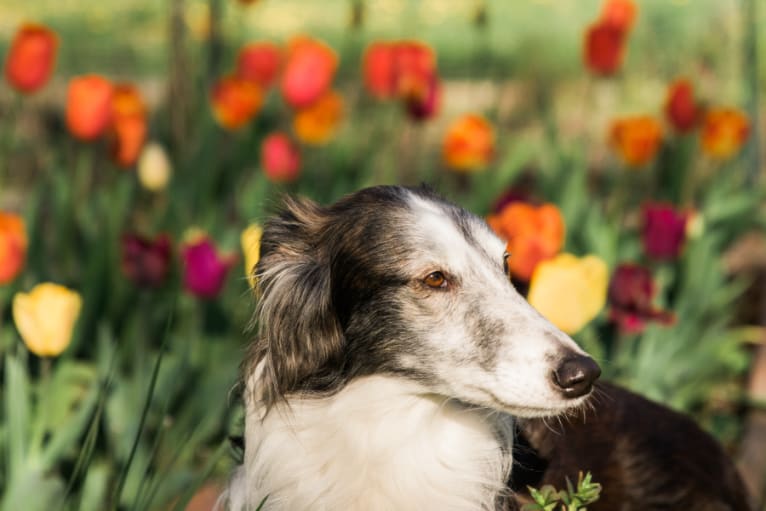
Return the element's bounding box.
[641,203,688,261]
[121,233,172,288]
[608,264,674,333]
[405,75,441,121]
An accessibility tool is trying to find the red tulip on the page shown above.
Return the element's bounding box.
[110,83,147,167]
[281,36,338,109]
[362,42,396,98]
[210,75,263,130]
[236,42,282,89]
[641,203,688,261]
[121,233,172,288]
[261,132,301,183]
[584,20,626,76]
[392,41,437,103]
[665,79,699,133]
[608,264,674,334]
[4,23,58,93]
[181,236,236,299]
[66,75,114,141]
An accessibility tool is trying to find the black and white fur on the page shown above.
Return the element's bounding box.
[226,185,600,511]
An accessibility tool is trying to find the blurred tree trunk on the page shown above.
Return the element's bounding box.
[168,0,191,155]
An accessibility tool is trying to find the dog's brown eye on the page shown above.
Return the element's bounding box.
[502,251,510,276]
[424,271,447,289]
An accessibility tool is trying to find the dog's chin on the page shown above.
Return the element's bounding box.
[469,388,593,419]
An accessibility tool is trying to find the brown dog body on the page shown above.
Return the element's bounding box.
[511,381,751,510]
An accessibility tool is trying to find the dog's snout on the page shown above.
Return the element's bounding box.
[552,355,601,398]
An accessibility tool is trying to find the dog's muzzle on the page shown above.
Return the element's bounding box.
[552,355,601,398]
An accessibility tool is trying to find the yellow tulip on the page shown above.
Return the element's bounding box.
[240,224,262,288]
[527,253,608,335]
[137,142,172,192]
[12,283,83,357]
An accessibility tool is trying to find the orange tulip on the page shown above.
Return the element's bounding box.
[487,203,565,282]
[66,75,114,141]
[4,23,58,93]
[0,213,27,285]
[281,36,338,109]
[583,21,626,76]
[701,108,750,159]
[664,79,699,134]
[600,0,638,32]
[210,76,263,130]
[442,114,495,172]
[236,42,282,89]
[393,41,437,105]
[293,90,344,145]
[610,116,663,166]
[110,83,147,167]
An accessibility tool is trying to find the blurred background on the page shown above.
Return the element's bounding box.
[0,0,765,509]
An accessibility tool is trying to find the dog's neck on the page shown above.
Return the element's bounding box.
[235,375,514,511]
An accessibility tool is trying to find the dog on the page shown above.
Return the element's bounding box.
[225,185,750,510]
[225,185,600,511]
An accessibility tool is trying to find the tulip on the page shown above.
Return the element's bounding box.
[609,115,663,166]
[121,233,172,288]
[66,75,114,141]
[405,75,441,121]
[487,203,565,282]
[641,203,688,261]
[261,132,301,183]
[137,142,172,192]
[442,114,495,172]
[181,236,236,299]
[392,41,437,103]
[293,90,344,145]
[701,108,750,159]
[241,224,263,289]
[4,23,58,93]
[362,42,396,99]
[664,79,699,134]
[210,76,263,130]
[608,264,674,334]
[0,212,27,285]
[236,42,282,89]
[600,0,638,32]
[12,283,82,357]
[584,21,626,76]
[281,36,338,109]
[528,254,608,335]
[111,83,147,167]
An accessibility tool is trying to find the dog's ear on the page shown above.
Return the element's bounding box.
[247,195,344,408]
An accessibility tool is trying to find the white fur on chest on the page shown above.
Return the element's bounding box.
[230,376,513,511]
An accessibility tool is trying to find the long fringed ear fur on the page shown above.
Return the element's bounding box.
[245,196,344,410]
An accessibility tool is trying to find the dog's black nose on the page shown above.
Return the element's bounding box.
[552,355,601,398]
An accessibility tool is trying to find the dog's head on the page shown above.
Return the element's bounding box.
[246,185,599,416]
